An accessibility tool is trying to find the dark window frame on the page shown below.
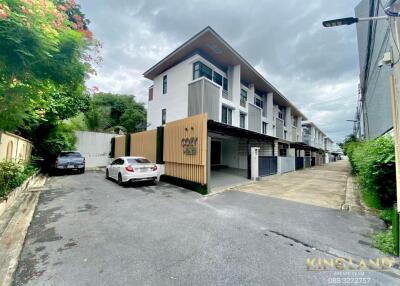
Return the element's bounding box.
[240,113,246,128]
[222,106,232,125]
[161,108,166,125]
[163,75,167,94]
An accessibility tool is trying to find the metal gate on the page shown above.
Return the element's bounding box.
[295,157,304,170]
[259,156,277,177]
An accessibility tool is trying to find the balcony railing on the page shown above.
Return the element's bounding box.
[222,90,232,101]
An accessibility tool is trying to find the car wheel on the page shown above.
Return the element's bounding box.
[117,173,123,186]
[106,169,109,179]
[80,168,85,174]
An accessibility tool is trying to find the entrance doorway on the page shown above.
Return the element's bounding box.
[211,140,221,166]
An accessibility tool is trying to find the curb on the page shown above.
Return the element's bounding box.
[0,174,47,286]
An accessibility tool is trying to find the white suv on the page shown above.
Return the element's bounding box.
[106,156,159,185]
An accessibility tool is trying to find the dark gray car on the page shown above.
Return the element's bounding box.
[54,151,85,174]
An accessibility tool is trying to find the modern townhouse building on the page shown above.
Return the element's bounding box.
[124,26,334,192]
[301,122,329,166]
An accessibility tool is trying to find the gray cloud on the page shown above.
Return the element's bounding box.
[79,0,361,143]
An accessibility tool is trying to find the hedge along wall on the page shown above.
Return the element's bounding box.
[130,129,157,163]
[163,113,208,185]
[0,132,32,162]
[114,135,126,158]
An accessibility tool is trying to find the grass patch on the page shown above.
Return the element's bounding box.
[379,208,395,225]
[360,186,382,209]
[373,230,397,255]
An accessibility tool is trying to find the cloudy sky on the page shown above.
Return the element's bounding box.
[79,0,361,143]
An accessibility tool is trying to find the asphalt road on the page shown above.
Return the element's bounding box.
[13,171,400,285]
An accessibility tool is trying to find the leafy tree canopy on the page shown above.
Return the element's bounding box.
[84,93,147,133]
[0,0,99,132]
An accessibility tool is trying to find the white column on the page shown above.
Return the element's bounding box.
[229,65,241,127]
[266,93,274,135]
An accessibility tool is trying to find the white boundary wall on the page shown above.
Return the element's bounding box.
[75,131,115,168]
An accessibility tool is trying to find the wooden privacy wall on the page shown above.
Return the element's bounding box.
[130,130,157,163]
[164,113,208,185]
[114,135,126,158]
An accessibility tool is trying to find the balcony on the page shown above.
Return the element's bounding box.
[222,89,232,101]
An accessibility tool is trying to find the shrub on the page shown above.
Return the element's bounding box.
[346,136,396,209]
[373,230,397,255]
[0,160,38,199]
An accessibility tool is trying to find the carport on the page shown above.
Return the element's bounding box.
[207,120,277,191]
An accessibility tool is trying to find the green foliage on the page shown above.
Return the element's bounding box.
[33,122,77,160]
[373,230,397,255]
[0,0,96,165]
[345,136,396,209]
[0,160,38,199]
[84,93,146,133]
[380,208,395,225]
[66,113,88,131]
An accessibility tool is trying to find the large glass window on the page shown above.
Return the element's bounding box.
[223,77,228,91]
[240,113,246,128]
[254,97,264,109]
[240,89,247,102]
[262,122,267,134]
[163,75,167,94]
[222,106,232,125]
[213,71,223,86]
[193,61,212,80]
[161,108,166,125]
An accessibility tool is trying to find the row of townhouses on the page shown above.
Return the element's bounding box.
[122,26,341,191]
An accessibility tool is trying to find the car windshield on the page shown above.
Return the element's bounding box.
[60,152,81,158]
[127,158,150,164]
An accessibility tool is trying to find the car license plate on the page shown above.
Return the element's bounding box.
[68,165,74,168]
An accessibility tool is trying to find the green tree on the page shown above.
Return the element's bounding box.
[0,0,98,161]
[85,93,146,133]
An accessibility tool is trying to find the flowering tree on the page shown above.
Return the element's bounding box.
[0,0,101,159]
[0,0,99,131]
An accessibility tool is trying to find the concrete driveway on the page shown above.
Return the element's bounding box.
[13,170,398,286]
[234,160,350,209]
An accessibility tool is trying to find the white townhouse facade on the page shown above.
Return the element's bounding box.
[302,122,326,150]
[144,27,305,144]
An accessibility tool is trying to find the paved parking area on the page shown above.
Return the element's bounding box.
[234,160,350,209]
[13,170,398,285]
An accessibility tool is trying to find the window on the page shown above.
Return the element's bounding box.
[293,117,297,126]
[262,122,267,134]
[148,87,153,101]
[223,77,228,91]
[213,71,223,86]
[240,89,247,102]
[279,148,287,157]
[240,113,246,128]
[161,108,166,125]
[254,97,264,109]
[284,130,287,140]
[163,75,167,94]
[193,61,212,80]
[278,106,284,120]
[222,106,232,125]
[127,158,151,164]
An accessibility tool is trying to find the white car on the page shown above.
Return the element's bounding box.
[106,156,159,185]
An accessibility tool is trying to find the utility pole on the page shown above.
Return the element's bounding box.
[323,0,400,255]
